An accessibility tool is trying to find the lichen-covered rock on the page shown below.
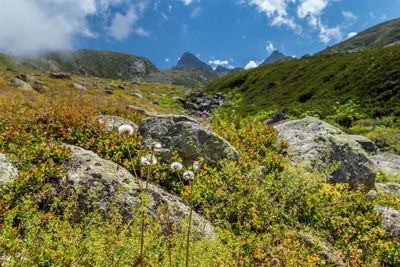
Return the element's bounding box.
[349,135,377,153]
[72,83,87,91]
[375,205,400,238]
[93,115,138,133]
[50,72,71,79]
[376,183,400,197]
[370,153,400,177]
[126,105,157,117]
[263,112,290,126]
[0,153,18,185]
[61,145,214,237]
[138,115,239,165]
[10,78,34,91]
[275,117,375,189]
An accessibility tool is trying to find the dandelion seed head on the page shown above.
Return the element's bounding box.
[183,170,195,181]
[118,124,134,136]
[150,141,162,149]
[192,161,199,171]
[171,162,183,171]
[140,154,157,166]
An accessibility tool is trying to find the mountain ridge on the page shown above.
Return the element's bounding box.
[318,17,400,54]
[260,50,286,65]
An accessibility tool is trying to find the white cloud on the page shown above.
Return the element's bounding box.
[297,0,329,18]
[208,60,229,65]
[347,32,357,39]
[107,7,139,40]
[190,7,202,18]
[249,0,288,17]
[246,0,301,32]
[319,24,342,43]
[266,41,275,53]
[245,60,259,69]
[0,0,149,55]
[271,15,301,32]
[135,27,150,37]
[342,11,357,20]
[182,0,200,5]
[161,13,169,21]
[165,58,170,62]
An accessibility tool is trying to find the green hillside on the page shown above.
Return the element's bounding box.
[320,17,400,54]
[207,46,400,117]
[18,49,158,79]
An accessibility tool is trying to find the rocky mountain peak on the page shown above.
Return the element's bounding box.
[173,52,213,71]
[260,50,286,66]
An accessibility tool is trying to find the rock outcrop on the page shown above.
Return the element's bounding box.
[370,153,400,177]
[275,117,375,189]
[61,145,213,237]
[50,72,71,79]
[94,115,138,133]
[376,183,400,197]
[375,205,400,238]
[138,115,239,165]
[0,153,18,185]
[180,92,226,118]
[10,78,34,91]
[126,105,157,117]
[349,135,377,153]
[263,112,290,126]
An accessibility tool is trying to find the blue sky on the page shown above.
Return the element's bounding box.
[1,0,399,70]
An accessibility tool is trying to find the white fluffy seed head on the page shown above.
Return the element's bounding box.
[150,141,162,149]
[118,124,134,136]
[171,162,183,171]
[140,154,157,166]
[193,161,199,171]
[183,170,195,181]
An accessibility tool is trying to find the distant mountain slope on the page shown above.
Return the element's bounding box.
[215,65,230,73]
[319,17,400,54]
[15,49,159,80]
[0,49,215,87]
[260,50,286,65]
[173,52,213,71]
[207,46,400,117]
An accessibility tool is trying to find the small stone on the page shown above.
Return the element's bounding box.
[131,92,143,100]
[49,72,71,79]
[271,258,279,266]
[263,112,290,125]
[72,83,87,91]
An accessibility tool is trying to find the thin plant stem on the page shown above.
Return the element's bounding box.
[127,144,142,191]
[140,164,152,267]
[185,180,194,267]
[177,172,185,187]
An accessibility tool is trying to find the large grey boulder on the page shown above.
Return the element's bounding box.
[370,153,400,177]
[61,145,213,237]
[349,135,377,153]
[138,115,239,165]
[376,183,400,197]
[275,117,375,189]
[10,78,34,91]
[375,205,400,238]
[0,153,18,185]
[93,115,138,133]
